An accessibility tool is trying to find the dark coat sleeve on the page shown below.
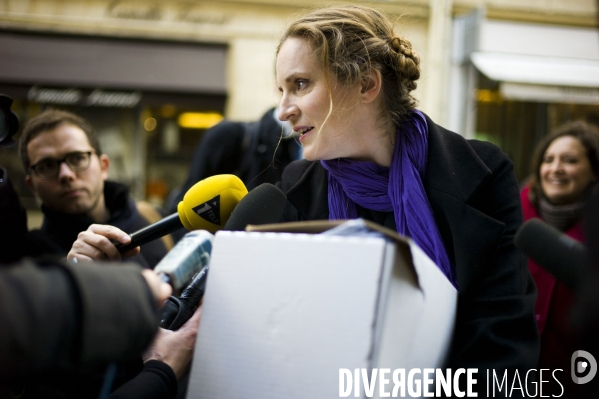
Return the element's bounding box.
[0,259,159,381]
[109,360,178,399]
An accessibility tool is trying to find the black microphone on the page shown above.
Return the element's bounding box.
[224,183,288,231]
[160,264,209,330]
[116,213,181,253]
[515,218,589,292]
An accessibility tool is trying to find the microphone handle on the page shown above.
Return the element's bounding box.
[115,213,183,253]
[515,219,588,291]
[180,264,209,306]
[160,265,209,330]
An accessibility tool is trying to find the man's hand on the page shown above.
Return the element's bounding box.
[67,224,140,262]
[141,269,172,308]
[142,305,202,380]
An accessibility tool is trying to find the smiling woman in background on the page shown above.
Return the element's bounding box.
[521,120,599,396]
[275,4,538,394]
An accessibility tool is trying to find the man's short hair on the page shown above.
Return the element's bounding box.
[19,109,102,171]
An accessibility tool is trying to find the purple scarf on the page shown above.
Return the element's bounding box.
[321,111,457,287]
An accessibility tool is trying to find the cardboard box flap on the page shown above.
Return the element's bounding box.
[246,219,409,246]
[246,219,417,285]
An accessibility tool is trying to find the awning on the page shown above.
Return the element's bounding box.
[0,32,227,94]
[500,82,599,104]
[470,52,599,88]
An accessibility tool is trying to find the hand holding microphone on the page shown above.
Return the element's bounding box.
[67,223,139,263]
[116,174,248,252]
[67,174,248,264]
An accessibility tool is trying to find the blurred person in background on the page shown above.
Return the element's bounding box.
[168,107,300,211]
[17,109,171,267]
[520,120,599,396]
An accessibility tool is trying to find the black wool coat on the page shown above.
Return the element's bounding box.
[278,113,539,392]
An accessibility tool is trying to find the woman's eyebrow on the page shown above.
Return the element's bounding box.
[284,72,299,83]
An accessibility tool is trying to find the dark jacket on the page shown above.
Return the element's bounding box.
[0,165,28,265]
[279,114,539,394]
[0,258,161,398]
[30,181,168,268]
[172,108,301,212]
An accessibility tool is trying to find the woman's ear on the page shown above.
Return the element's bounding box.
[360,69,383,104]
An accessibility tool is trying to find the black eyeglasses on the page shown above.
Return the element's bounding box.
[29,151,94,179]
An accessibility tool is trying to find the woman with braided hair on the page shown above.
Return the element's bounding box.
[275,4,538,393]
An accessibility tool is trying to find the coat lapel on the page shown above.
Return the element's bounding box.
[423,115,505,291]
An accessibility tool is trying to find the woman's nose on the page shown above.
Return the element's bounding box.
[549,159,564,173]
[278,96,298,122]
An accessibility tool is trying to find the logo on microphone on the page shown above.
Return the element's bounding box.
[193,195,221,225]
[571,350,597,385]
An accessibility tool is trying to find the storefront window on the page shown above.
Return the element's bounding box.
[474,74,599,184]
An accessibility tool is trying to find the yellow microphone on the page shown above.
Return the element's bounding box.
[178,174,248,232]
[116,174,247,253]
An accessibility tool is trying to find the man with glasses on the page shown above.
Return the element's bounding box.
[18,109,168,268]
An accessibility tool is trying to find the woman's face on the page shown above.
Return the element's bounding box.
[540,135,596,205]
[276,37,373,162]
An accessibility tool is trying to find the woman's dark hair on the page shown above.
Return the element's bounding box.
[277,5,420,132]
[528,120,599,206]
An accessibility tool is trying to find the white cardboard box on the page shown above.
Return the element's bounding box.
[187,221,457,398]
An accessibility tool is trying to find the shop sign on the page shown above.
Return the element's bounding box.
[27,87,142,107]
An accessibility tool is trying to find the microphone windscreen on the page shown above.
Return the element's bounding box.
[154,230,214,292]
[224,183,288,231]
[515,218,588,291]
[177,174,248,233]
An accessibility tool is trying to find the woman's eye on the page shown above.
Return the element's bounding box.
[296,79,308,90]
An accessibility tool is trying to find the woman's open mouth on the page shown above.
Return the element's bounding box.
[296,127,314,141]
